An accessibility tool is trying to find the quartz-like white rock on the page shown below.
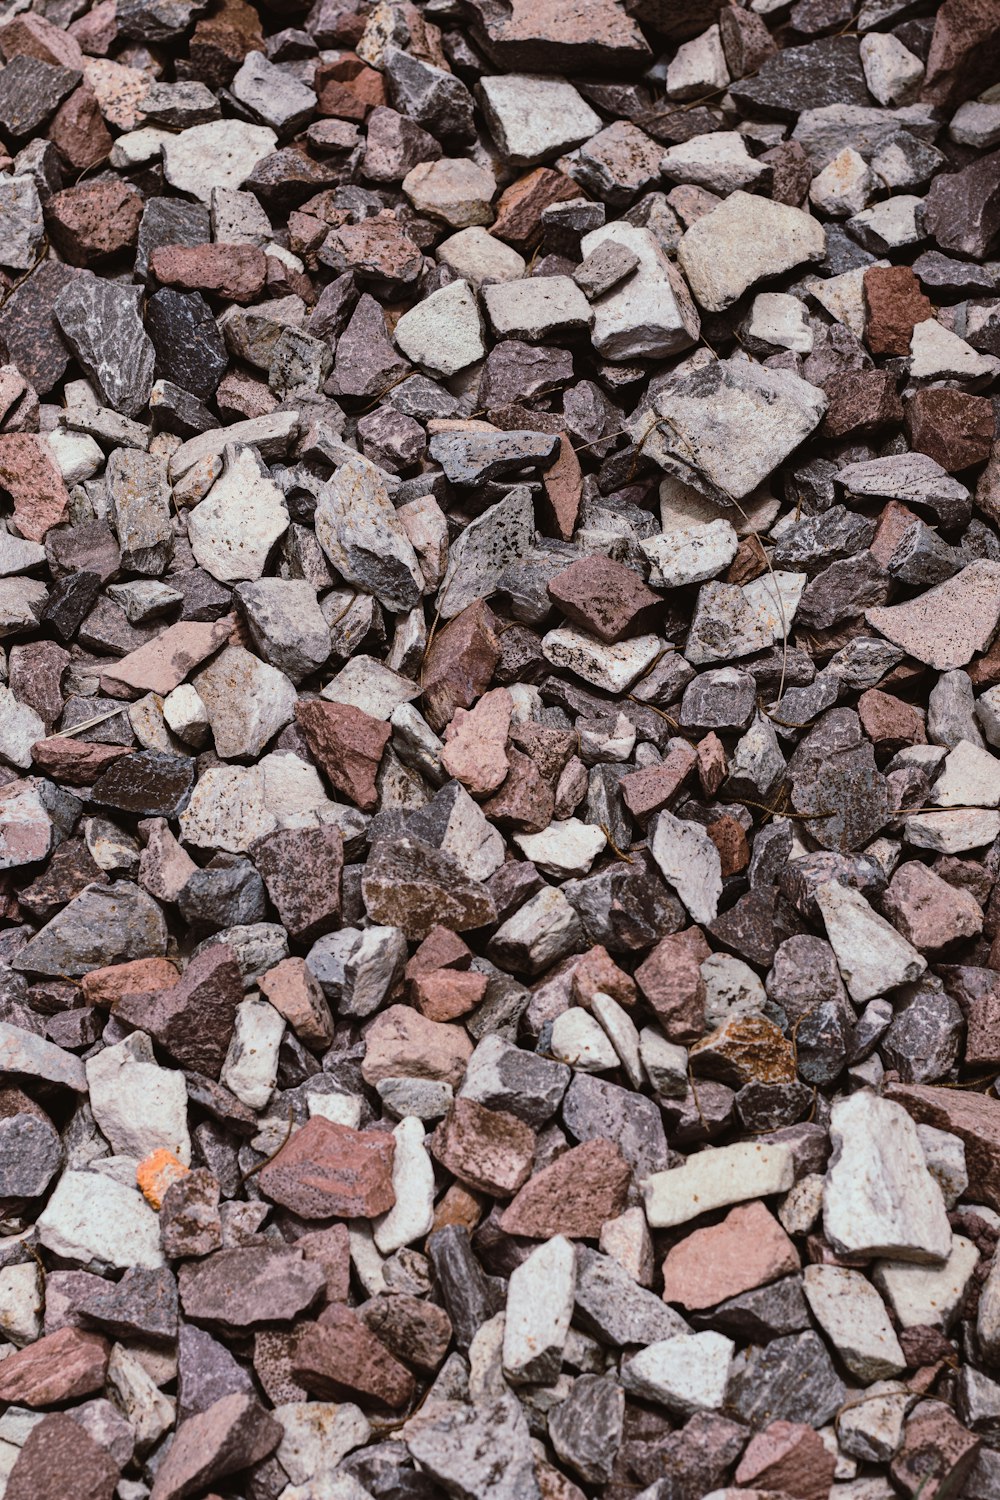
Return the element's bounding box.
[106,1343,175,1450]
[514,818,607,878]
[650,811,723,925]
[550,1008,619,1072]
[903,808,1000,853]
[642,1140,795,1229]
[503,1234,576,1385]
[221,996,286,1110]
[836,1381,912,1464]
[678,192,825,312]
[436,226,526,285]
[810,147,877,217]
[875,1234,979,1329]
[665,25,729,99]
[814,880,926,1003]
[273,1402,371,1484]
[162,119,278,202]
[909,318,1000,384]
[803,1266,906,1382]
[86,1031,191,1166]
[0,1261,42,1345]
[933,738,1000,808]
[482,277,593,340]
[642,520,739,587]
[478,74,601,164]
[662,131,767,194]
[859,32,924,106]
[823,1092,952,1263]
[187,443,289,582]
[744,292,814,352]
[581,220,700,361]
[179,764,277,853]
[542,627,662,693]
[393,279,485,378]
[37,1170,165,1269]
[0,686,44,771]
[621,1331,733,1413]
[592,991,645,1088]
[373,1116,435,1254]
[917,1123,968,1208]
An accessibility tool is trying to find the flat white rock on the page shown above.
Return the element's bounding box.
[621,1331,733,1414]
[194,644,296,759]
[514,818,607,878]
[678,192,825,312]
[542,627,662,693]
[37,1170,165,1269]
[875,1234,979,1329]
[580,221,700,361]
[188,444,289,582]
[478,73,601,164]
[86,1031,191,1166]
[393,279,485,378]
[650,810,723,925]
[373,1116,435,1253]
[502,1234,576,1384]
[221,996,286,1110]
[802,1265,906,1382]
[642,520,738,587]
[550,1008,619,1072]
[274,1402,371,1484]
[162,120,278,202]
[814,879,926,1003]
[642,1140,795,1229]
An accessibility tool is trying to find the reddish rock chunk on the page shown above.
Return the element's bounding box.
[572,944,637,1009]
[0,1326,109,1406]
[540,434,584,541]
[411,967,488,1021]
[706,814,749,876]
[149,1394,282,1500]
[31,737,132,785]
[113,942,243,1077]
[45,179,143,265]
[149,243,267,304]
[735,1420,837,1500]
[886,1082,1000,1212]
[252,825,343,940]
[0,433,69,542]
[482,746,555,832]
[361,1292,453,1373]
[822,369,904,438]
[258,1115,396,1218]
[441,686,512,796]
[432,1097,536,1196]
[81,955,179,1005]
[621,744,697,822]
[0,13,85,68]
[922,0,1000,109]
[499,1138,631,1238]
[906,389,996,471]
[48,82,112,170]
[548,554,662,643]
[635,927,711,1042]
[697,732,727,796]
[492,167,581,252]
[258,957,334,1049]
[296,698,391,812]
[292,1304,415,1408]
[406,924,473,981]
[100,619,232,696]
[691,1011,797,1085]
[890,1399,981,1499]
[360,1004,473,1088]
[941,966,1000,1067]
[6,1411,119,1500]
[882,861,983,952]
[863,265,934,357]
[421,600,501,732]
[858,687,927,752]
[661,1201,800,1311]
[297,1222,351,1303]
[719,3,778,75]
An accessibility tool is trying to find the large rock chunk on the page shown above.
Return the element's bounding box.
[866,561,1000,670]
[53,277,155,417]
[677,192,825,312]
[580,221,700,361]
[13,881,167,977]
[315,457,424,613]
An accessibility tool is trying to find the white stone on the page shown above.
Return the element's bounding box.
[823,1092,952,1263]
[86,1031,191,1166]
[639,1026,689,1100]
[665,25,729,100]
[642,520,738,587]
[678,192,825,312]
[273,1402,371,1484]
[802,1266,906,1382]
[875,1234,979,1328]
[550,1008,620,1072]
[621,1331,733,1413]
[599,1205,655,1286]
[815,879,927,1003]
[0,527,46,576]
[662,131,767,194]
[701,952,767,1027]
[903,808,1000,853]
[394,279,485,378]
[848,194,923,252]
[0,1261,41,1346]
[917,1123,968,1208]
[482,276,593,340]
[45,427,103,485]
[179,764,276,853]
[514,818,607,878]
[110,126,170,168]
[650,811,723,925]
[187,444,289,582]
[503,1234,576,1384]
[541,627,662,693]
[305,1092,362,1129]
[806,260,890,338]
[373,1115,435,1254]
[642,1140,795,1229]
[162,119,278,202]
[478,74,601,164]
[194,645,297,759]
[745,292,814,353]
[0,686,43,770]
[320,655,418,721]
[580,221,700,361]
[950,98,1000,149]
[37,1170,165,1269]
[779,1173,825,1236]
[810,147,877,218]
[106,1342,175,1451]
[437,226,526,285]
[977,684,1000,746]
[836,1380,912,1465]
[221,996,285,1110]
[659,473,780,538]
[592,990,644,1087]
[909,318,1000,384]
[933,738,1000,807]
[162,682,210,747]
[859,32,923,106]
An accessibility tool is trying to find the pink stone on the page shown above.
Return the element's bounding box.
[735,1421,837,1500]
[882,860,984,952]
[661,1200,800,1311]
[440,686,512,795]
[99,618,232,696]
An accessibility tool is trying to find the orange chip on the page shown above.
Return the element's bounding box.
[137,1148,189,1210]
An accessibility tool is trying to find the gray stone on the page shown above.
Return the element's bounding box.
[315,458,424,614]
[13,881,168,978]
[54,278,155,419]
[726,1331,847,1430]
[405,1393,541,1500]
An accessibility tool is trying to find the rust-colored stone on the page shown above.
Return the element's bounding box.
[499,1138,632,1238]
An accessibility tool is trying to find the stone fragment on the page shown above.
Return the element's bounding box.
[148,1395,282,1500]
[643,1139,795,1229]
[258,1116,396,1218]
[53,277,154,418]
[661,1201,800,1311]
[678,191,825,312]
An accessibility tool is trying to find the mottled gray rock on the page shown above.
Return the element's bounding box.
[13,881,168,977]
[54,278,155,418]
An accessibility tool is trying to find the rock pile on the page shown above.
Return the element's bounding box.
[0,0,1000,1496]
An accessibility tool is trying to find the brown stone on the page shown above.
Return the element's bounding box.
[149,1395,282,1500]
[922,0,1000,109]
[0,1326,109,1406]
[440,685,512,795]
[406,925,472,982]
[635,926,711,1042]
[161,1167,223,1259]
[864,265,934,357]
[259,1115,396,1218]
[432,1181,485,1232]
[320,215,423,286]
[906,389,996,472]
[178,1246,325,1331]
[940,966,1000,1067]
[499,1138,632,1238]
[540,434,584,542]
[411,967,488,1021]
[870,499,920,568]
[621,745,698,822]
[882,861,983,952]
[760,139,812,206]
[9,641,69,732]
[296,698,391,812]
[890,1400,981,1499]
[706,814,749,877]
[67,1,117,57]
[735,1420,837,1500]
[316,54,386,119]
[718,3,778,75]
[258,957,334,1049]
[482,746,556,832]
[5,1412,118,1500]
[48,82,112,170]
[360,1293,453,1373]
[81,955,179,1006]
[857,687,927,752]
[0,433,69,542]
[31,737,132,785]
[45,178,143,265]
[822,369,904,438]
[293,1304,415,1408]
[491,167,582,253]
[548,553,662,643]
[100,618,232,696]
[725,534,768,584]
[188,0,265,87]
[361,1004,473,1088]
[113,943,243,1078]
[432,1097,536,1196]
[661,1201,800,1311]
[297,1223,352,1303]
[0,13,84,68]
[421,599,501,732]
[571,944,638,1009]
[149,243,267,304]
[691,1012,797,1086]
[887,1082,1000,1212]
[252,825,343,941]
